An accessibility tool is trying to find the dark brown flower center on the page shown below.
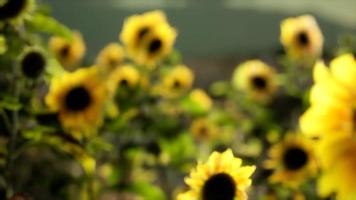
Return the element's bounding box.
[202,173,236,200]
[137,27,150,42]
[21,51,46,79]
[172,79,181,89]
[251,76,267,90]
[297,31,309,47]
[0,0,27,20]
[59,45,70,58]
[65,86,92,111]
[148,38,162,53]
[283,147,308,170]
[119,79,129,87]
[199,126,208,136]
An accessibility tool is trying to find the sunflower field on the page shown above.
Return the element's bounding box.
[1,0,356,200]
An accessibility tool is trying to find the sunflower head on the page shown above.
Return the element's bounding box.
[95,43,125,70]
[45,67,107,139]
[120,10,176,67]
[232,59,278,103]
[19,48,46,79]
[161,65,194,98]
[264,133,317,188]
[190,118,218,141]
[0,0,35,22]
[181,149,256,200]
[48,31,86,71]
[108,65,140,97]
[280,15,323,64]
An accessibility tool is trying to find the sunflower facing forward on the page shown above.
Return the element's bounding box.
[45,67,107,139]
[190,118,218,141]
[264,133,317,188]
[120,10,177,67]
[48,31,86,71]
[280,15,323,64]
[160,65,194,98]
[232,60,278,103]
[177,149,256,200]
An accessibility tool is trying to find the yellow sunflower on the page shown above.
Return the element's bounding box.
[264,133,317,188]
[120,10,176,67]
[316,136,356,200]
[48,31,86,71]
[95,42,125,70]
[178,149,256,200]
[107,64,140,96]
[189,89,213,113]
[45,67,107,139]
[0,0,35,23]
[190,118,218,141]
[19,48,47,79]
[299,54,356,139]
[232,59,278,103]
[280,15,323,64]
[161,65,194,98]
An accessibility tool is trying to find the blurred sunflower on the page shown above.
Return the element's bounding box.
[45,67,107,139]
[95,43,125,71]
[19,48,46,79]
[48,31,86,71]
[108,64,140,96]
[232,59,278,103]
[178,149,255,200]
[299,54,356,139]
[316,137,356,200]
[189,89,213,113]
[0,0,35,22]
[264,133,317,188]
[161,65,194,98]
[120,10,176,67]
[190,118,218,141]
[280,15,323,64]
[136,23,177,66]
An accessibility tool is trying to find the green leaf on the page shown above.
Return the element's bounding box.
[26,13,72,39]
[0,97,22,111]
[129,182,166,200]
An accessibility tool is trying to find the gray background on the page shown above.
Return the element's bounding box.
[43,0,356,86]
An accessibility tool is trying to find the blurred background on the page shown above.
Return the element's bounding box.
[43,0,356,87]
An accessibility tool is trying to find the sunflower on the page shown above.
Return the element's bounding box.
[299,54,356,139]
[161,65,194,98]
[107,64,140,96]
[19,48,46,79]
[0,0,35,22]
[232,59,278,102]
[95,42,125,70]
[190,118,218,141]
[280,15,323,64]
[264,133,317,188]
[179,149,256,200]
[120,10,176,67]
[316,137,356,200]
[48,31,86,71]
[135,22,177,66]
[189,89,213,113]
[45,67,107,139]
